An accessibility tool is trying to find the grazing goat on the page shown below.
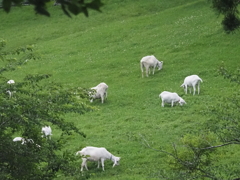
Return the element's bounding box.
[90,82,108,103]
[159,91,186,107]
[13,137,41,147]
[13,137,30,144]
[76,146,120,171]
[41,126,52,139]
[7,80,15,84]
[180,75,203,95]
[13,137,34,144]
[140,55,163,77]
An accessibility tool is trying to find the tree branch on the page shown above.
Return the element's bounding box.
[197,141,240,150]
[139,134,193,166]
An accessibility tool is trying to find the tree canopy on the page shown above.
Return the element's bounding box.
[1,0,104,17]
[210,0,240,33]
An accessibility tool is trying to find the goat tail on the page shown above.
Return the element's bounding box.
[199,78,203,83]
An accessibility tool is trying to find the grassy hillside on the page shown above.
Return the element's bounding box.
[1,0,240,179]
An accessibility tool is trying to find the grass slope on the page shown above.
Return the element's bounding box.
[1,0,240,179]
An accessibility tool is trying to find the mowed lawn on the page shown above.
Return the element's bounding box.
[1,0,240,179]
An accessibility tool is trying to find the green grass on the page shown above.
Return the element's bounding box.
[1,0,240,179]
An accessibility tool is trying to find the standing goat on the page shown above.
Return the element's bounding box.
[76,146,120,171]
[7,80,15,98]
[41,126,52,139]
[180,75,203,95]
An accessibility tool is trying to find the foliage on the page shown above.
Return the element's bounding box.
[146,65,240,179]
[206,63,240,144]
[142,132,219,179]
[1,0,104,17]
[0,42,39,74]
[218,62,240,84]
[0,40,93,179]
[210,0,240,33]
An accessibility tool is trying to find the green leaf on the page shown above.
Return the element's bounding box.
[86,0,104,12]
[2,0,12,13]
[34,6,50,17]
[67,4,81,15]
[12,0,24,5]
[61,4,72,18]
[82,6,89,17]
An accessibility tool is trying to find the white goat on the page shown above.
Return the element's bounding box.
[7,80,15,84]
[159,91,186,107]
[13,137,34,144]
[76,146,121,171]
[140,55,163,77]
[180,75,203,95]
[90,82,108,103]
[6,90,13,98]
[13,137,41,147]
[41,126,52,139]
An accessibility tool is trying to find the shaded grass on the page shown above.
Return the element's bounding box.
[1,0,240,179]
